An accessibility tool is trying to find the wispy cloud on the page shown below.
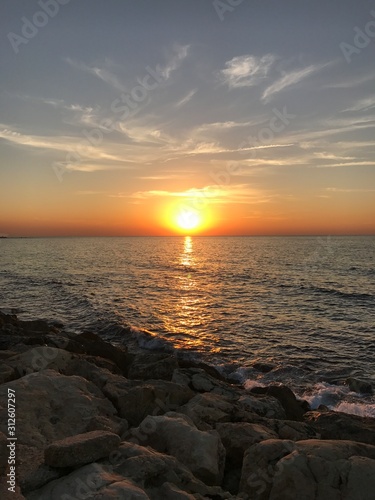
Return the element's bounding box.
[160,44,190,80]
[65,58,127,92]
[262,63,328,102]
[174,89,197,108]
[342,96,375,112]
[219,54,276,88]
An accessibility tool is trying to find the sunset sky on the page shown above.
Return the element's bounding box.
[1,0,374,236]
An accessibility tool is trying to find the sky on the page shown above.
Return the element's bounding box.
[0,0,374,236]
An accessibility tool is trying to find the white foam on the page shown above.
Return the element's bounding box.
[334,402,375,418]
[244,379,266,390]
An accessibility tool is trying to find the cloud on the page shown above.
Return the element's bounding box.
[342,96,375,112]
[262,63,328,102]
[174,89,197,108]
[160,44,190,80]
[65,58,127,92]
[220,54,276,88]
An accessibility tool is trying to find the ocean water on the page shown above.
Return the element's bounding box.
[1,235,374,416]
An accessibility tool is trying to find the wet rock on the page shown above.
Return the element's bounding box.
[252,362,275,373]
[346,377,373,395]
[128,352,178,381]
[130,414,226,485]
[304,410,375,445]
[44,430,121,468]
[250,384,309,421]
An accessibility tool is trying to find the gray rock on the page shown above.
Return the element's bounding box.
[0,370,118,449]
[44,430,121,468]
[239,438,375,500]
[304,410,375,445]
[128,352,178,381]
[346,377,373,395]
[130,414,226,485]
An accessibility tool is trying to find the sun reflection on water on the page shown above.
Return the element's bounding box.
[162,236,221,353]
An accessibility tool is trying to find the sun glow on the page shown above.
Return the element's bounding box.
[176,209,201,231]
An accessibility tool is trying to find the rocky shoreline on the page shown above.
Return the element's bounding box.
[1,311,375,499]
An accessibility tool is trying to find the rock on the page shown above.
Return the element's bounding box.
[216,422,278,468]
[239,438,375,500]
[130,414,226,485]
[103,378,194,426]
[0,363,16,384]
[107,441,232,499]
[0,370,117,449]
[44,430,121,468]
[0,432,7,474]
[128,352,178,381]
[158,482,198,499]
[346,377,373,395]
[304,410,375,445]
[267,418,318,441]
[0,478,25,499]
[17,445,66,494]
[252,362,275,373]
[65,330,131,375]
[26,462,150,500]
[5,346,75,377]
[250,385,309,421]
[179,392,234,430]
[238,394,286,419]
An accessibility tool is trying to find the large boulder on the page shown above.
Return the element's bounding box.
[178,392,235,430]
[128,352,178,381]
[105,441,232,499]
[130,414,226,485]
[44,430,121,468]
[250,385,309,421]
[237,394,286,419]
[346,377,373,395]
[216,422,278,468]
[304,410,375,445]
[239,438,375,500]
[26,462,150,500]
[0,370,118,449]
[103,378,194,426]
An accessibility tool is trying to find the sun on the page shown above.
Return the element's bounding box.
[176,209,201,231]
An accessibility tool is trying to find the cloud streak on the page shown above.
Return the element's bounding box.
[220,54,276,88]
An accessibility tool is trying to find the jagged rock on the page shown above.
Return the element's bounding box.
[103,378,194,426]
[178,392,234,430]
[216,422,278,467]
[346,377,373,395]
[0,363,16,384]
[304,410,375,445]
[0,370,117,449]
[266,418,318,441]
[252,362,275,373]
[44,430,121,468]
[130,414,226,485]
[105,441,232,499]
[17,445,66,494]
[26,462,150,500]
[5,347,75,378]
[128,352,178,381]
[239,438,375,500]
[238,394,286,419]
[250,385,309,421]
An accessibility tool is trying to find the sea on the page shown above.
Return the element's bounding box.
[1,235,374,417]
